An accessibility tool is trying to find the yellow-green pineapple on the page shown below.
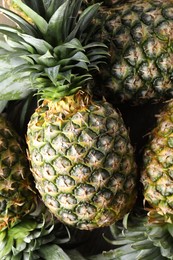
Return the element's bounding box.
[0,0,137,230]
[141,99,173,223]
[0,114,37,231]
[90,0,173,105]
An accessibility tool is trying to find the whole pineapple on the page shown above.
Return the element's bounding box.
[90,0,173,105]
[27,92,137,230]
[141,99,173,224]
[0,114,37,231]
[0,0,137,230]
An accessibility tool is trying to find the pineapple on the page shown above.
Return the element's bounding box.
[0,0,137,230]
[89,0,173,105]
[141,99,173,224]
[0,114,37,231]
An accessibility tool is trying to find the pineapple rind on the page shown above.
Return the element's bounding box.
[0,115,37,231]
[141,99,173,224]
[93,0,173,104]
[27,92,137,230]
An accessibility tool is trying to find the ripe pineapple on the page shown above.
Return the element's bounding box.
[90,0,173,105]
[0,114,37,231]
[0,0,137,230]
[141,99,173,224]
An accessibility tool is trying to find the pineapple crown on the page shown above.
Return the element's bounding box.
[0,0,108,101]
[0,211,72,259]
[101,211,173,259]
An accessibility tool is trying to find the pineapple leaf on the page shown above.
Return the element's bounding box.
[0,237,13,259]
[0,230,6,246]
[21,55,43,66]
[8,220,37,240]
[63,0,82,40]
[53,39,85,60]
[12,0,48,35]
[0,74,32,100]
[87,254,107,260]
[0,6,38,37]
[23,0,46,18]
[46,0,65,20]
[63,38,84,51]
[58,51,90,67]
[39,244,71,260]
[0,46,33,100]
[18,33,53,54]
[4,38,29,51]
[84,42,109,49]
[19,94,34,131]
[44,65,60,85]
[167,224,173,237]
[77,3,100,33]
[63,61,89,71]
[66,3,100,42]
[0,0,108,99]
[0,101,7,113]
[66,249,87,260]
[38,51,57,67]
[137,247,162,260]
[46,0,70,45]
[132,240,154,250]
[0,25,23,41]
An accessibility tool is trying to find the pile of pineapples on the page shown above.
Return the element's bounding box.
[1,0,173,259]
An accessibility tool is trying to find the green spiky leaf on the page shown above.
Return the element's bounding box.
[46,0,70,45]
[23,0,46,18]
[66,3,100,41]
[0,43,33,100]
[39,244,71,260]
[0,101,8,113]
[0,7,38,37]
[0,0,108,100]
[13,0,48,34]
[19,33,53,54]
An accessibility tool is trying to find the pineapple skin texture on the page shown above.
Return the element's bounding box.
[93,0,173,104]
[141,100,173,223]
[27,92,137,230]
[0,115,37,231]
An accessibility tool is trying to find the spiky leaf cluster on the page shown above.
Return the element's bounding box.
[88,212,173,260]
[0,0,108,101]
[0,210,72,260]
